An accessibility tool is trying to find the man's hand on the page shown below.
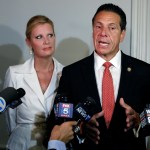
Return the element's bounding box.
[50,121,77,143]
[83,111,104,144]
[120,98,140,132]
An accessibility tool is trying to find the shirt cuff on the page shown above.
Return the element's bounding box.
[48,140,66,150]
[133,123,141,138]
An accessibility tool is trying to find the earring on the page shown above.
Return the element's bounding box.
[29,48,33,55]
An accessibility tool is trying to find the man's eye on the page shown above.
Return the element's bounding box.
[35,35,42,39]
[111,27,115,30]
[95,25,101,29]
[109,26,117,30]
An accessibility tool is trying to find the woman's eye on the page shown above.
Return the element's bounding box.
[35,35,42,39]
[48,33,54,38]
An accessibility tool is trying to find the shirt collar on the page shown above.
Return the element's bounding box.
[94,50,121,70]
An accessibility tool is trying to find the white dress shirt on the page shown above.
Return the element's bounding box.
[94,50,121,105]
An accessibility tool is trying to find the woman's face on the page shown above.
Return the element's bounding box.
[26,23,55,58]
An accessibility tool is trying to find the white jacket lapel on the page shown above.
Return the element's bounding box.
[22,57,45,109]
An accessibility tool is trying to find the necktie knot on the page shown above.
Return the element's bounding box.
[103,62,112,68]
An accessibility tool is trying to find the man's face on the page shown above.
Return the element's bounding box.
[93,11,126,61]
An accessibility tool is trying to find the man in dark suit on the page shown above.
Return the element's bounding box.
[49,3,150,150]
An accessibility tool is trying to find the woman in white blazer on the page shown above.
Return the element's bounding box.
[3,15,64,150]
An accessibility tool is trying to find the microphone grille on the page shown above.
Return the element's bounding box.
[86,96,96,105]
[17,88,26,97]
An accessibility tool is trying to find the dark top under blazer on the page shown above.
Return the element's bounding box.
[48,52,150,150]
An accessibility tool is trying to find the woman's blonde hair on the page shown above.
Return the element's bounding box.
[25,15,55,39]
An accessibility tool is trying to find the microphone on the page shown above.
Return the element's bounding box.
[54,93,74,150]
[0,87,26,113]
[54,93,74,125]
[54,94,98,133]
[74,96,97,122]
[54,93,98,150]
[140,104,150,136]
[53,94,98,149]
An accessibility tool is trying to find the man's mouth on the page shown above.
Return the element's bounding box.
[98,41,109,46]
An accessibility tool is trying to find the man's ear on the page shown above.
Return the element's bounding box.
[120,30,126,42]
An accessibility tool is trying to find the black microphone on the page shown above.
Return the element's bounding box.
[140,104,150,136]
[54,93,75,150]
[0,87,26,113]
[74,97,97,122]
[53,94,98,149]
[54,94,98,133]
[72,96,98,133]
[54,93,74,125]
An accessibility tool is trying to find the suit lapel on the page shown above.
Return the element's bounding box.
[24,73,44,105]
[22,58,45,109]
[117,52,134,102]
[81,53,102,110]
[44,66,58,99]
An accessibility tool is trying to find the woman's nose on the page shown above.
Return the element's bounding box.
[44,37,50,44]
